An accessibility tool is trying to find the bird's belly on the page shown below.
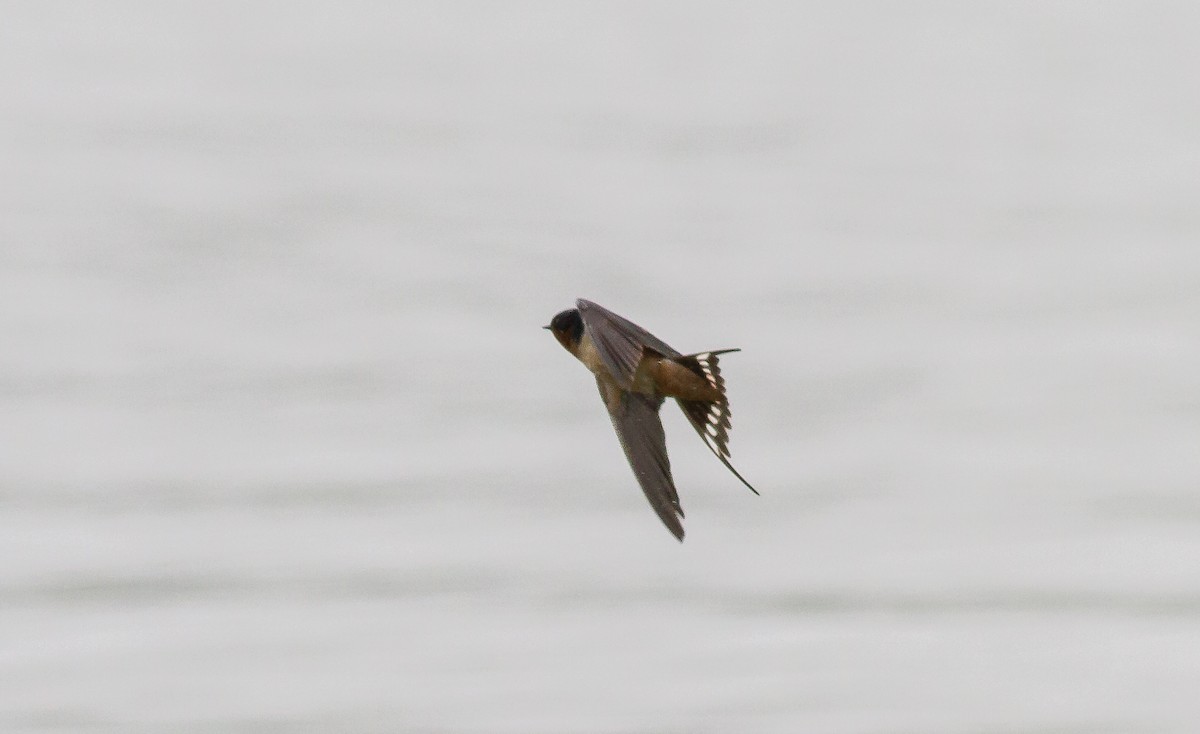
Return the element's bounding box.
[648,357,722,402]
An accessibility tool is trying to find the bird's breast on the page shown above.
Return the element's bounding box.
[574,332,607,376]
[575,332,659,396]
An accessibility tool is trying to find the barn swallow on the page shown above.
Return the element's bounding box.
[545,298,757,541]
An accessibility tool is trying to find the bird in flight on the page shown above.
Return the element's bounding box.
[545,299,757,541]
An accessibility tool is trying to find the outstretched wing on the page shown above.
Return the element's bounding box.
[596,376,685,541]
[675,350,759,495]
[577,299,680,390]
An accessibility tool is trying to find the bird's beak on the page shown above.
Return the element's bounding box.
[542,325,552,330]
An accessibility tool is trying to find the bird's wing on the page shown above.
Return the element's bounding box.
[577,299,680,390]
[596,376,685,541]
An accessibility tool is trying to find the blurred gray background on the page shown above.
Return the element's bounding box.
[2,3,1199,732]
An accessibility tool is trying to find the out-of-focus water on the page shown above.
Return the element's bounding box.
[3,3,1199,732]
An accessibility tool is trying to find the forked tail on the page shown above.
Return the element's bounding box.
[674,350,758,495]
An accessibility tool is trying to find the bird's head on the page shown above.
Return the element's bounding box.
[543,308,584,352]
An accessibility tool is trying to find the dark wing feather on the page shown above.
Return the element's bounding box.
[596,377,685,541]
[577,299,680,389]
